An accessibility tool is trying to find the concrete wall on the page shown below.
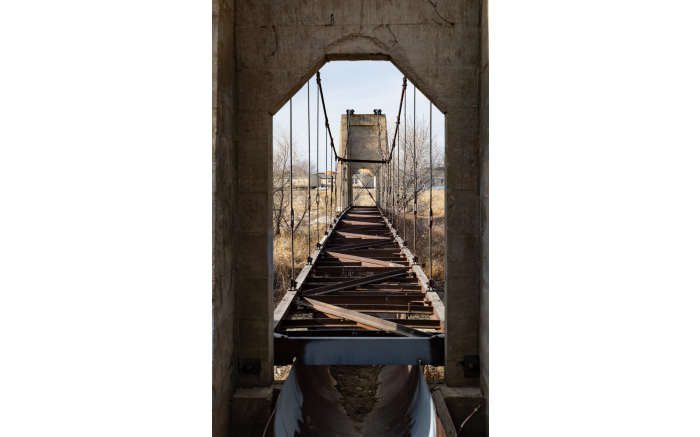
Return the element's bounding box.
[212,0,238,435]
[479,0,490,412]
[213,1,488,433]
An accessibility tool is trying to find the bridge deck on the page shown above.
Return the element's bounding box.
[274,205,445,365]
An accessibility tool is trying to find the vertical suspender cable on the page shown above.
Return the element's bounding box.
[395,115,399,224]
[307,82,311,262]
[429,103,433,281]
[332,158,337,216]
[396,111,400,228]
[316,81,320,245]
[403,85,407,240]
[289,97,295,288]
[377,115,382,210]
[413,85,417,253]
[330,150,335,219]
[346,110,351,208]
[325,119,329,228]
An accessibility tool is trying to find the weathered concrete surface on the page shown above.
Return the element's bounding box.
[213,1,488,433]
[437,385,486,436]
[336,113,388,208]
[231,387,273,437]
[212,0,238,435]
[479,0,490,420]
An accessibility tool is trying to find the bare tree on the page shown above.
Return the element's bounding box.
[272,132,312,236]
[396,119,442,206]
[272,135,291,236]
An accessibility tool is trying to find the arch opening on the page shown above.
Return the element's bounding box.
[270,60,447,382]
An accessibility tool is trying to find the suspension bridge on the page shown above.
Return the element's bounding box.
[264,72,460,436]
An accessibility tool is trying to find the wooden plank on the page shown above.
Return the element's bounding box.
[432,389,458,437]
[339,219,382,226]
[325,240,394,251]
[300,298,429,337]
[326,251,404,268]
[335,231,391,240]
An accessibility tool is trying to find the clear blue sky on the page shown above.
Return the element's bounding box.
[273,61,445,173]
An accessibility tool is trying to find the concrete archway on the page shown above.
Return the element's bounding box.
[213,1,488,434]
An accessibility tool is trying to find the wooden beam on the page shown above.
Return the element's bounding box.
[432,389,458,437]
[326,251,404,267]
[335,231,390,240]
[340,219,382,226]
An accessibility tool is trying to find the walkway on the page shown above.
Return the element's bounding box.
[274,205,445,365]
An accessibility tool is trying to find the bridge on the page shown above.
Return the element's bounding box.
[213,1,489,435]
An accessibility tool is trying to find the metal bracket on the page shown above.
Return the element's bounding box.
[238,358,261,375]
[459,355,480,378]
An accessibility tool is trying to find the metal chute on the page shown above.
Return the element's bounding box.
[264,364,445,437]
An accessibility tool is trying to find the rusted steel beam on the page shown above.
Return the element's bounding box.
[280,318,441,329]
[313,291,424,298]
[313,265,406,273]
[274,335,444,365]
[312,294,427,305]
[335,304,433,313]
[305,268,409,296]
[300,297,429,337]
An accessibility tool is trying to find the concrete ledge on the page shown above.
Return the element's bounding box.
[232,387,273,437]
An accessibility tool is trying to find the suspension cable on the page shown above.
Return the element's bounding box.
[388,77,408,161]
[316,72,340,161]
[289,97,295,289]
[325,117,329,230]
[330,142,335,218]
[429,102,433,282]
[413,85,417,253]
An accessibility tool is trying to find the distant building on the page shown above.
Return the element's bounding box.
[317,171,335,189]
[352,169,374,188]
[432,166,445,187]
[288,171,335,189]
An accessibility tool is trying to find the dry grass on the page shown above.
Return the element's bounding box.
[273,189,334,303]
[393,189,446,290]
[423,365,445,383]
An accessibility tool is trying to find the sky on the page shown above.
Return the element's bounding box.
[272,61,445,173]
